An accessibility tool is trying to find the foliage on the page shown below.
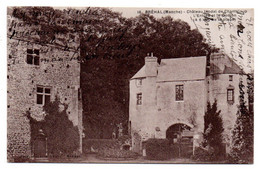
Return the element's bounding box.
[43,97,80,156]
[192,145,226,162]
[83,139,120,154]
[145,138,171,160]
[203,100,224,159]
[191,146,216,162]
[229,77,253,164]
[26,97,80,157]
[117,135,131,145]
[97,148,138,159]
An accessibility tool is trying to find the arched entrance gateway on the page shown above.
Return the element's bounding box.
[166,123,194,158]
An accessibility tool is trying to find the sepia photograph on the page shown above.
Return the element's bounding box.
[5,5,254,165]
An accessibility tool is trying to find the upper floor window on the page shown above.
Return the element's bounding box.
[27,49,40,65]
[227,89,234,102]
[136,79,142,86]
[176,85,184,101]
[137,93,142,105]
[37,86,51,105]
[229,75,233,81]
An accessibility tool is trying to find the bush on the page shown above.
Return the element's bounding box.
[145,138,171,160]
[117,135,131,145]
[191,147,214,161]
[27,97,80,158]
[83,139,120,154]
[43,98,80,157]
[191,146,226,162]
[97,148,138,159]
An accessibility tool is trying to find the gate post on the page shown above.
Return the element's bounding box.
[193,134,200,155]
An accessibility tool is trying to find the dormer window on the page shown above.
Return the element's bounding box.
[27,49,40,65]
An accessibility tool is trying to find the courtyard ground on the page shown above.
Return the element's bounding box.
[31,153,227,164]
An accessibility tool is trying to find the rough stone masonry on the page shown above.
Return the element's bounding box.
[7,15,83,160]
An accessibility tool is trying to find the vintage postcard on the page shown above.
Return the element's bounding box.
[6,6,254,164]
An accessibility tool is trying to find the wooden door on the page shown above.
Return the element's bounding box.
[34,137,47,158]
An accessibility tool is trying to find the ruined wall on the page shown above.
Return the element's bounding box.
[7,16,82,159]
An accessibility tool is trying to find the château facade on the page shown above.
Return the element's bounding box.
[129,53,247,155]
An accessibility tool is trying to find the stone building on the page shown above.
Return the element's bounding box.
[7,15,83,160]
[129,53,246,156]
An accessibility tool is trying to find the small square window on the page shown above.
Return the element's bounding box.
[36,86,51,105]
[137,93,142,105]
[227,89,234,102]
[176,85,184,101]
[229,75,233,81]
[27,48,40,65]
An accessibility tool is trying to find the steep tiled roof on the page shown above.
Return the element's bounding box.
[223,65,243,74]
[157,56,207,82]
[225,57,245,74]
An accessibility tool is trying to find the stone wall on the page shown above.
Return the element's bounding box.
[129,72,206,153]
[156,80,206,138]
[7,16,82,160]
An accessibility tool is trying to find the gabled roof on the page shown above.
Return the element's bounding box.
[157,56,207,82]
[131,65,146,79]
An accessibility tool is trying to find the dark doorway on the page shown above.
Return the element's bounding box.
[122,144,130,150]
[34,130,47,158]
[166,123,193,158]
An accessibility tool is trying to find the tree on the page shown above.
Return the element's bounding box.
[203,100,224,159]
[44,97,80,156]
[230,77,253,163]
[26,97,80,157]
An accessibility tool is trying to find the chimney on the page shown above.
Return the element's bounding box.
[145,53,158,77]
